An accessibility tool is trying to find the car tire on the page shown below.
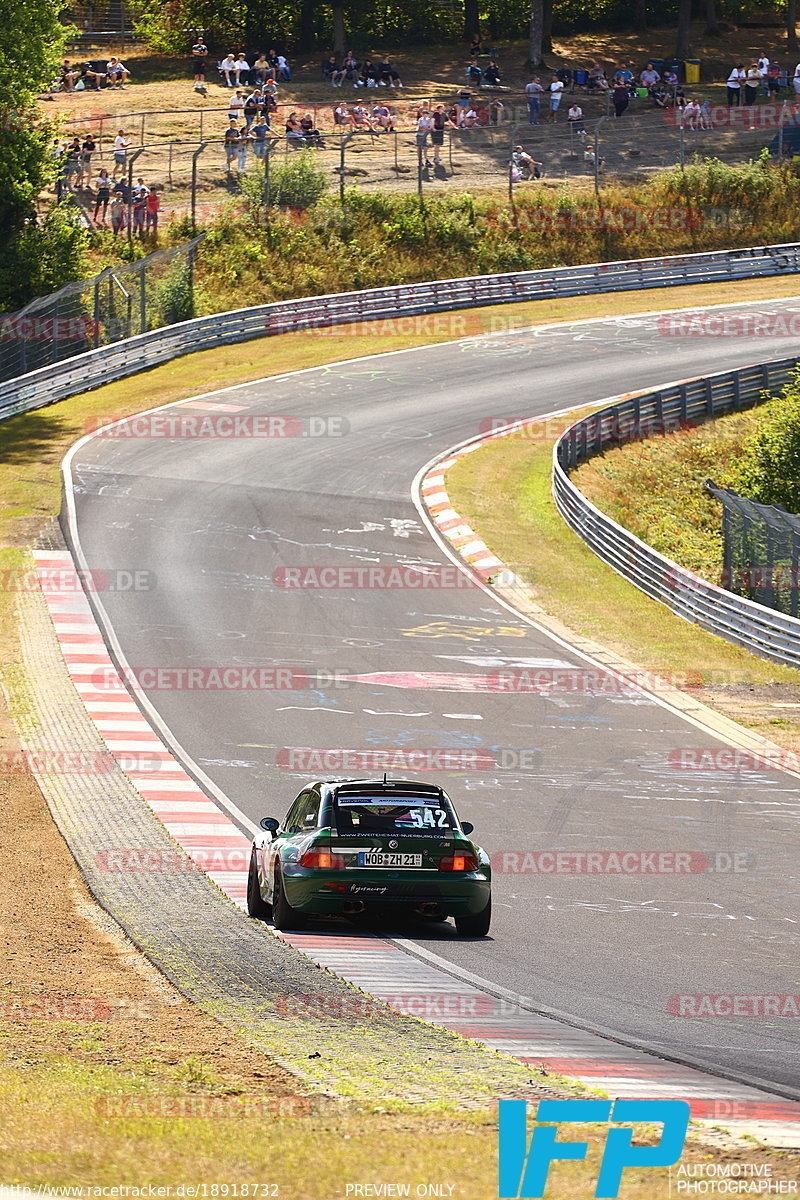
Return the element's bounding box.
[247,848,272,920]
[272,866,307,931]
[455,897,491,937]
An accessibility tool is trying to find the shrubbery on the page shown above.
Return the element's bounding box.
[735,371,800,511]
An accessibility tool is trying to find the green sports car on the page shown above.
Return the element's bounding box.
[247,777,492,936]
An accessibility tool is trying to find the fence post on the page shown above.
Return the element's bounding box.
[139,262,146,334]
[679,109,685,171]
[191,142,208,229]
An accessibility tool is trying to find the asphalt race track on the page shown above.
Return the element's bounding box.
[66,300,800,1093]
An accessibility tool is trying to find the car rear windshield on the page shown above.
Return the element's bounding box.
[333,794,456,834]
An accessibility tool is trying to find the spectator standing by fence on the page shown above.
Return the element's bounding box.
[112,129,130,178]
[727,64,745,106]
[145,187,160,235]
[92,168,111,225]
[192,36,207,89]
[525,76,543,124]
[549,75,564,122]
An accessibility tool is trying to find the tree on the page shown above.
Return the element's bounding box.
[705,0,721,36]
[529,0,544,69]
[0,0,86,311]
[332,3,346,54]
[634,0,647,32]
[464,0,479,42]
[676,0,692,57]
[736,372,800,511]
[789,0,798,56]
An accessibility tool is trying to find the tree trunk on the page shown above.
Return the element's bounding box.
[464,0,479,42]
[543,0,553,53]
[634,0,647,32]
[789,0,798,55]
[704,0,721,36]
[298,0,315,50]
[332,4,347,56]
[676,0,692,57]
[529,0,544,69]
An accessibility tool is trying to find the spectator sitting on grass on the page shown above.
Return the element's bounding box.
[106,57,130,88]
[81,61,106,90]
[470,30,483,56]
[300,112,323,145]
[614,63,636,95]
[484,59,502,86]
[467,59,483,87]
[511,146,542,179]
[360,59,379,87]
[220,54,236,87]
[276,53,291,81]
[60,60,80,91]
[285,111,306,147]
[233,54,250,85]
[253,53,272,83]
[378,57,403,87]
[341,51,360,84]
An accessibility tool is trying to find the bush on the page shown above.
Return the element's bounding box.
[240,152,329,213]
[735,371,800,512]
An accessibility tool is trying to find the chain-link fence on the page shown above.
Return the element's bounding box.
[0,237,203,383]
[706,480,800,616]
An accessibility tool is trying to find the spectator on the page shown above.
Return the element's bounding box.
[758,51,770,88]
[727,64,745,106]
[567,102,584,132]
[463,105,478,127]
[767,60,782,95]
[549,74,564,122]
[60,60,80,91]
[745,64,761,105]
[613,78,629,118]
[699,99,712,128]
[233,53,250,85]
[341,51,359,84]
[145,186,160,234]
[489,98,505,124]
[415,108,434,164]
[263,78,279,109]
[525,76,543,124]
[192,35,208,88]
[253,53,272,84]
[229,89,246,121]
[333,101,352,125]
[110,195,127,237]
[78,134,95,186]
[285,111,306,147]
[112,176,130,203]
[469,31,483,57]
[662,66,679,94]
[614,63,635,95]
[640,62,660,89]
[224,121,240,173]
[236,126,250,172]
[251,113,270,156]
[372,102,393,130]
[431,104,452,161]
[276,53,291,81]
[587,62,608,90]
[106,57,130,89]
[467,59,483,87]
[484,59,501,86]
[683,97,701,128]
[556,63,574,94]
[63,137,82,185]
[112,128,130,178]
[92,167,111,225]
[512,145,542,180]
[299,112,323,145]
[360,59,379,87]
[132,177,148,232]
[243,89,263,128]
[378,57,403,87]
[455,86,472,125]
[81,61,105,90]
[220,53,236,87]
[793,60,800,98]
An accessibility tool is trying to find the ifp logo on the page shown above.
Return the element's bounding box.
[498,1099,690,1197]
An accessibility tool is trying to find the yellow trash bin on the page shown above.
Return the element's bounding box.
[684,59,700,83]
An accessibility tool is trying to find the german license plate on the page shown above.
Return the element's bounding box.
[357,852,422,867]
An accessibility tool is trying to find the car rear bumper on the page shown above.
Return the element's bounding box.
[282,867,490,916]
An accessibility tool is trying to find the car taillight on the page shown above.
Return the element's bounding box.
[439,853,478,872]
[299,849,345,869]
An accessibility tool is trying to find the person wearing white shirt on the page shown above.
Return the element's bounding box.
[220,54,236,87]
[276,54,290,81]
[567,103,584,131]
[794,62,800,96]
[726,64,745,106]
[758,53,770,80]
[549,76,564,122]
[112,129,131,178]
[233,55,250,85]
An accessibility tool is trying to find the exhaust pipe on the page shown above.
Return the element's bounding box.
[344,900,365,914]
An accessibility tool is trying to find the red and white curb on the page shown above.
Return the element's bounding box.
[32,547,800,1145]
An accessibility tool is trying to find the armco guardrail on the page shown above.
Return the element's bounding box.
[2,241,800,422]
[552,355,800,669]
